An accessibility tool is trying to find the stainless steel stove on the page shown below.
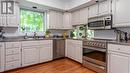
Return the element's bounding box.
[82,39,113,73]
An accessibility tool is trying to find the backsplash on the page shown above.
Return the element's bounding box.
[94,30,116,40]
[70,25,94,39]
[2,26,130,40]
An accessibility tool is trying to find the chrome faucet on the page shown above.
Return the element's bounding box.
[33,32,37,39]
[24,33,28,39]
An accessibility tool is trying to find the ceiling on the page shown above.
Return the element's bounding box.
[18,0,98,12]
[57,0,76,2]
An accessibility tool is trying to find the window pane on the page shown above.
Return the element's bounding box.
[20,9,44,32]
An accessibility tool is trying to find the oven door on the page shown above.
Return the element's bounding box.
[83,49,106,66]
[83,48,106,73]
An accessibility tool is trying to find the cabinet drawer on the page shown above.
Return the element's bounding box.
[5,61,21,70]
[6,48,21,55]
[22,41,39,46]
[108,44,130,54]
[39,40,52,45]
[6,42,21,48]
[6,54,21,62]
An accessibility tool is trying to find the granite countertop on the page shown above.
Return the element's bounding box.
[67,38,86,40]
[3,37,130,46]
[108,41,130,46]
[0,37,65,42]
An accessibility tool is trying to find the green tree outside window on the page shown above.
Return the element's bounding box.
[20,9,45,32]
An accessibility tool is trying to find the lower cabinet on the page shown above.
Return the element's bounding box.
[108,52,130,73]
[5,42,21,71]
[39,40,53,63]
[66,39,82,63]
[22,40,53,67]
[108,44,130,73]
[5,61,21,71]
[22,47,39,67]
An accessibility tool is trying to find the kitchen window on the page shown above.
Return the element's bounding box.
[20,9,45,32]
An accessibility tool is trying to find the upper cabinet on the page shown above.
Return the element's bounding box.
[112,0,130,27]
[48,10,63,29]
[6,2,20,27]
[71,7,88,25]
[63,12,72,29]
[88,0,111,18]
[0,1,20,27]
[48,10,72,29]
[99,0,111,16]
[88,4,99,18]
[71,10,80,25]
[79,7,88,24]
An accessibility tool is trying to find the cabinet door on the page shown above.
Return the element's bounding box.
[71,10,80,25]
[7,3,19,27]
[80,7,88,24]
[39,44,53,63]
[63,13,72,29]
[0,43,5,72]
[88,4,98,18]
[57,12,63,29]
[48,11,57,29]
[99,0,111,16]
[0,1,3,26]
[48,11,63,29]
[66,40,82,63]
[75,43,82,63]
[66,40,73,59]
[22,47,39,67]
[112,0,130,27]
[108,53,130,73]
[0,0,6,27]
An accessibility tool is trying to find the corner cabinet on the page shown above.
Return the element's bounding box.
[71,7,88,25]
[63,12,72,29]
[108,43,130,73]
[66,39,83,63]
[0,1,20,27]
[48,10,63,29]
[112,0,130,27]
[48,10,72,29]
[71,10,80,25]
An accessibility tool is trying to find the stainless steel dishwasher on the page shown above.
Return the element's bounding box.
[53,39,65,59]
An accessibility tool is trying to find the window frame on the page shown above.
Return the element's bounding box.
[19,8,46,33]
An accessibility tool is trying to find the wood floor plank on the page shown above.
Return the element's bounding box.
[5,58,96,73]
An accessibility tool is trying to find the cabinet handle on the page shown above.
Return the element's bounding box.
[118,48,120,50]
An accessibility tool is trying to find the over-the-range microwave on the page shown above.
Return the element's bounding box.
[88,15,112,30]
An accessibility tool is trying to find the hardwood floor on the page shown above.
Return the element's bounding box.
[5,58,96,73]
